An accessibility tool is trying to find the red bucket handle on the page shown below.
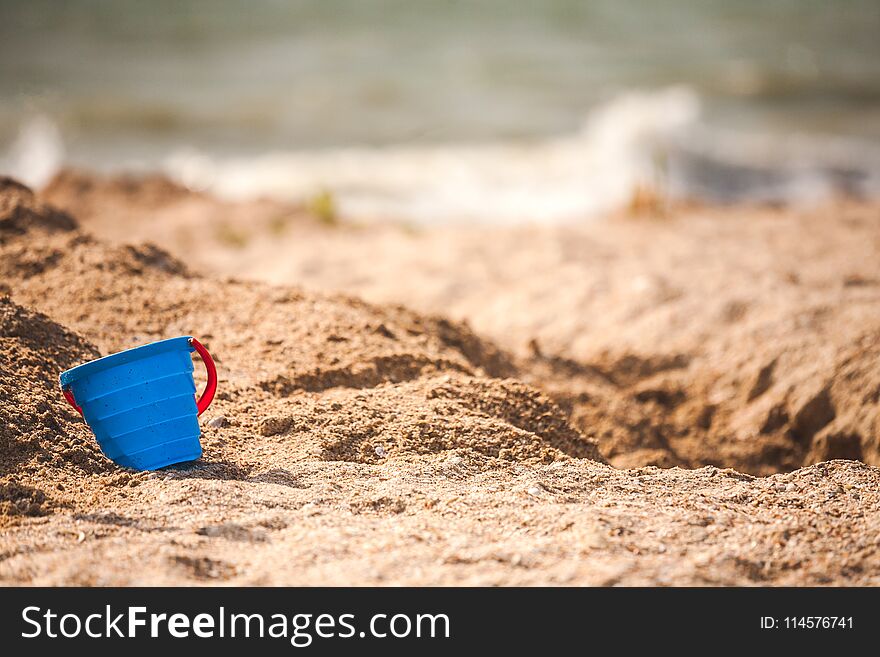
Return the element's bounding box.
[61,337,218,417]
[62,387,83,416]
[189,337,217,416]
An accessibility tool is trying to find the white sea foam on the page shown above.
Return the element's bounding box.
[3,87,879,224]
[1,115,65,189]
[163,86,880,223]
[164,87,701,224]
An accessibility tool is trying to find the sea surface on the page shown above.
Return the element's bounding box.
[2,0,879,222]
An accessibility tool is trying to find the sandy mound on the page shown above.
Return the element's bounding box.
[59,173,880,476]
[0,177,599,511]
[3,177,880,585]
[2,180,513,392]
[256,375,601,464]
[0,298,109,524]
[42,168,316,277]
[0,177,77,243]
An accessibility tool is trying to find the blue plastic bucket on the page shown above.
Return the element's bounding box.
[59,336,217,471]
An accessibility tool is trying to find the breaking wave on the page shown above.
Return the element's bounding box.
[4,87,880,224]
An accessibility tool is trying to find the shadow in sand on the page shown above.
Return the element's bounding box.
[71,511,179,532]
[72,511,135,526]
[167,459,310,489]
[165,458,252,481]
[246,468,310,489]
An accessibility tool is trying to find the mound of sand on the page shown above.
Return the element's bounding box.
[52,172,880,476]
[42,168,316,277]
[3,177,879,585]
[0,177,77,243]
[256,375,601,464]
[0,177,599,524]
[0,298,108,524]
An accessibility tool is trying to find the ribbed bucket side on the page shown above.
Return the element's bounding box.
[70,347,202,470]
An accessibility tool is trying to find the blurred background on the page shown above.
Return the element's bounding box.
[2,0,879,222]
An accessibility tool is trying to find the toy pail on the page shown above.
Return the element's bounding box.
[59,336,217,470]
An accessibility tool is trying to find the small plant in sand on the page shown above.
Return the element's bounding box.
[307,188,338,226]
[627,149,670,218]
[213,221,250,248]
[268,213,291,236]
[627,182,667,217]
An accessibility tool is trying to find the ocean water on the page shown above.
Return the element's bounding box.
[1,0,879,222]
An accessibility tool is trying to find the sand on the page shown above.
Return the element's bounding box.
[44,172,880,474]
[1,173,879,585]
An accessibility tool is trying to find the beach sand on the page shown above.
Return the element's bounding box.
[2,173,879,585]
